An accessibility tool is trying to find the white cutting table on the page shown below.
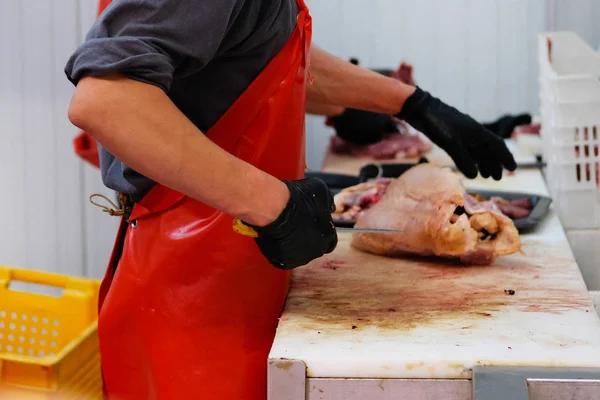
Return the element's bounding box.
[591,291,600,318]
[268,168,600,400]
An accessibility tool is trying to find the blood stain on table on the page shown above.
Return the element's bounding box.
[321,260,346,271]
[285,237,590,332]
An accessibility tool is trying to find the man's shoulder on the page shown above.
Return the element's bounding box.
[221,0,298,55]
[233,0,298,31]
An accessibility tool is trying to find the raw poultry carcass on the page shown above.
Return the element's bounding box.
[350,164,521,265]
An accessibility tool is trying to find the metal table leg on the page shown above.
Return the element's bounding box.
[473,366,600,400]
[268,359,306,400]
[268,360,600,400]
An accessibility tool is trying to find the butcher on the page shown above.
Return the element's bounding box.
[65,0,516,398]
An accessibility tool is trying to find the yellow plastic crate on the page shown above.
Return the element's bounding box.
[0,266,102,399]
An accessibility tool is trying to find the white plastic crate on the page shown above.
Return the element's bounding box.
[566,231,600,291]
[539,31,600,229]
[543,125,600,161]
[538,31,600,103]
[546,187,600,229]
[540,98,600,128]
[547,160,600,191]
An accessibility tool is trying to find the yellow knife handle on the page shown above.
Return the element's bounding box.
[232,218,259,238]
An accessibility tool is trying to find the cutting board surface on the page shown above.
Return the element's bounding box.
[592,291,600,318]
[270,169,600,378]
[270,232,600,378]
[321,146,451,176]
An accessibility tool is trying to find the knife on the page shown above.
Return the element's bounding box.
[335,227,404,234]
[232,219,403,238]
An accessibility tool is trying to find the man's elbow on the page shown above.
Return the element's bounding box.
[68,92,90,132]
[68,75,125,135]
[68,80,101,134]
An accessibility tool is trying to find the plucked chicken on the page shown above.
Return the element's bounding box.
[350,164,521,265]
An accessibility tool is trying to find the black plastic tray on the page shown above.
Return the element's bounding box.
[305,171,360,189]
[358,158,430,182]
[465,190,552,232]
[304,158,430,189]
[331,188,552,233]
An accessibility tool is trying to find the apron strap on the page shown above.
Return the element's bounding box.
[206,8,310,154]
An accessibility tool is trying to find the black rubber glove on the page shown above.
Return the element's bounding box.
[330,108,400,146]
[482,113,532,139]
[248,178,338,270]
[396,87,517,180]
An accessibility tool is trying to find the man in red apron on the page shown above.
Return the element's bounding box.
[66,1,515,398]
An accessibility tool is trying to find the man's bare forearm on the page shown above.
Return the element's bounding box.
[305,100,344,116]
[68,75,288,226]
[307,46,416,115]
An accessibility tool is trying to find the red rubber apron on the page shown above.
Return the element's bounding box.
[97,1,312,399]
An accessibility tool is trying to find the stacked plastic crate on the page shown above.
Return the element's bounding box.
[539,31,600,289]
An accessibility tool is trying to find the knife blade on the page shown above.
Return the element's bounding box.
[336,227,403,234]
[233,218,403,238]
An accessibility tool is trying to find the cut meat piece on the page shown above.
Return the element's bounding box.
[466,194,533,220]
[351,164,521,265]
[512,123,541,136]
[333,179,392,221]
[466,195,533,220]
[509,197,533,209]
[390,62,415,86]
[329,132,432,160]
[488,196,532,220]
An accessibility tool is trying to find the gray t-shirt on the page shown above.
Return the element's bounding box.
[65,0,298,199]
